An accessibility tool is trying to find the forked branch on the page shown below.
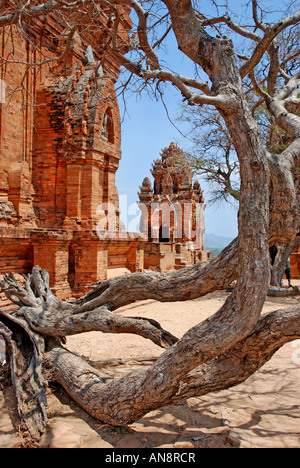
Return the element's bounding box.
[43,303,300,425]
[0,267,178,348]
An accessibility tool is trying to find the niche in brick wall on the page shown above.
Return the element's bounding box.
[101,108,114,144]
[68,243,76,289]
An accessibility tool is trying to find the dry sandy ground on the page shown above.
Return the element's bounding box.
[0,276,299,449]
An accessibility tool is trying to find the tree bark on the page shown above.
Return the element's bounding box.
[0,269,178,347]
[0,310,47,441]
[43,303,300,425]
[2,261,300,431]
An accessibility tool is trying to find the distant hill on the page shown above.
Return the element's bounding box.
[204,232,234,250]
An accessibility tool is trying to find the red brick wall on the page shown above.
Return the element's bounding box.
[0,227,33,274]
[291,245,300,279]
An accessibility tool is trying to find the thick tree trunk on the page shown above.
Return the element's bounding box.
[2,262,300,432]
[43,303,300,425]
[270,236,300,286]
[0,0,299,443]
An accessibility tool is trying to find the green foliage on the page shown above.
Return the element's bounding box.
[209,248,223,259]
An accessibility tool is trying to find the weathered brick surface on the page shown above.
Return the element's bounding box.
[0,227,33,274]
[291,245,300,279]
[31,230,73,298]
[290,183,300,279]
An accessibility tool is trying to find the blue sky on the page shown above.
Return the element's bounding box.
[115,0,292,239]
[116,90,239,239]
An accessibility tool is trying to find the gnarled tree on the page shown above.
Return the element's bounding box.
[0,0,300,443]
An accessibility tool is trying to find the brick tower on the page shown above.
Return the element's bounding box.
[138,143,210,272]
[0,5,145,298]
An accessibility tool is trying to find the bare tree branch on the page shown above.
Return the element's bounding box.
[43,302,300,425]
[240,8,300,78]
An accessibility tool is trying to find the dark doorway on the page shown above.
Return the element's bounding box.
[159,225,170,242]
[68,244,76,289]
